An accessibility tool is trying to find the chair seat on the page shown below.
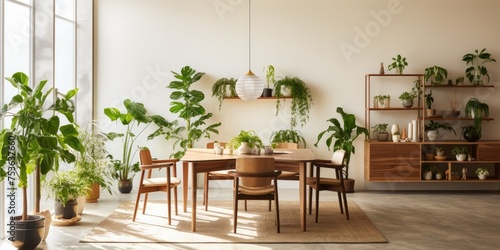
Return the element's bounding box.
[306,177,340,186]
[143,177,181,187]
[209,170,233,177]
[238,185,275,195]
[279,171,299,178]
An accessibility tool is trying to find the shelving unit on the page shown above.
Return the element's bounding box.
[364,73,500,184]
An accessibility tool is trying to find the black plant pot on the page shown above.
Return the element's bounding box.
[54,199,78,219]
[463,131,481,142]
[11,215,45,250]
[262,88,273,97]
[118,179,133,193]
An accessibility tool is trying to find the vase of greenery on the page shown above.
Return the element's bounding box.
[263,65,275,97]
[0,72,83,247]
[461,125,480,142]
[372,123,389,141]
[375,95,390,108]
[424,65,448,85]
[425,90,435,117]
[451,146,468,161]
[48,170,89,220]
[104,99,172,193]
[387,54,408,74]
[315,107,369,192]
[211,77,237,110]
[475,167,489,180]
[228,130,263,154]
[399,91,416,108]
[162,66,221,158]
[435,146,445,156]
[464,97,489,140]
[274,76,313,128]
[424,121,456,141]
[269,129,306,148]
[462,48,496,85]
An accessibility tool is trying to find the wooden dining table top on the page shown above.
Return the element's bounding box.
[181,148,317,162]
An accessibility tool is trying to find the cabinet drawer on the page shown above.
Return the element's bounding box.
[370,164,420,181]
[477,144,500,161]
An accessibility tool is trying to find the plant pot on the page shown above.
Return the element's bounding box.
[54,199,78,219]
[280,86,292,97]
[423,171,432,180]
[436,151,445,157]
[401,99,413,108]
[11,215,45,250]
[392,135,400,142]
[426,109,436,117]
[378,99,389,108]
[85,182,100,203]
[377,132,389,141]
[344,179,355,193]
[478,174,487,180]
[262,88,273,97]
[77,196,86,215]
[425,153,434,160]
[34,210,51,240]
[118,179,133,193]
[435,172,443,180]
[456,154,467,161]
[427,130,439,141]
[238,142,252,154]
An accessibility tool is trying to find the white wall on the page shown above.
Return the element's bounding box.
[95,0,500,190]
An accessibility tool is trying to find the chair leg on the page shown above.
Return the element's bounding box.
[269,200,271,211]
[337,192,344,214]
[143,193,149,214]
[274,181,280,233]
[203,172,209,211]
[341,188,349,220]
[233,188,239,233]
[308,186,313,215]
[167,186,172,225]
[244,200,247,211]
[132,192,141,222]
[174,186,178,216]
[315,187,320,223]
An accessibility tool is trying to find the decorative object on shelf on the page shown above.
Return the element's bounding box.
[401,126,407,140]
[434,155,447,161]
[315,107,369,192]
[269,129,306,148]
[451,146,468,161]
[425,90,435,117]
[379,62,385,74]
[212,77,237,110]
[263,65,275,97]
[464,97,489,140]
[228,130,263,154]
[274,76,313,128]
[435,146,445,156]
[455,76,465,85]
[433,166,443,180]
[443,90,462,118]
[424,65,448,85]
[461,125,480,142]
[372,123,389,141]
[392,132,401,142]
[462,48,496,85]
[424,121,456,141]
[391,124,400,135]
[374,95,391,108]
[422,166,433,180]
[399,91,416,108]
[387,54,408,74]
[461,167,467,180]
[475,167,489,180]
[235,0,264,101]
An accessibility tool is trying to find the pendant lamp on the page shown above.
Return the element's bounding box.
[235,0,264,101]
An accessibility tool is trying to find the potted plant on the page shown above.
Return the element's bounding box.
[425,90,435,117]
[392,131,401,142]
[432,166,444,180]
[228,130,263,154]
[422,166,433,180]
[461,125,480,142]
[455,76,465,85]
[464,97,489,140]
[387,54,408,74]
[0,72,83,248]
[399,91,416,108]
[263,65,275,97]
[475,167,489,180]
[162,66,222,158]
[462,48,496,85]
[424,65,448,85]
[424,121,456,141]
[435,146,445,156]
[211,77,237,110]
[372,123,389,141]
[315,107,369,192]
[274,76,313,128]
[104,99,172,193]
[451,146,468,161]
[375,95,391,108]
[47,170,89,220]
[269,129,306,148]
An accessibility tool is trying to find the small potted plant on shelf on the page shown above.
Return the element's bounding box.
[372,123,389,141]
[455,76,465,85]
[392,131,401,142]
[451,146,468,161]
[399,91,417,108]
[475,167,489,180]
[424,121,456,141]
[424,65,448,85]
[425,90,435,117]
[228,130,264,154]
[211,77,237,110]
[269,129,306,148]
[375,95,391,108]
[387,54,408,74]
[462,48,496,85]
[274,76,313,128]
[432,166,444,180]
[464,97,489,141]
[435,146,445,156]
[422,166,433,180]
[263,65,275,97]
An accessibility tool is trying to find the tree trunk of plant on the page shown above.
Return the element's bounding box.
[35,162,41,213]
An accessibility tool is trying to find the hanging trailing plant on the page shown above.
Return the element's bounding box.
[274,76,313,128]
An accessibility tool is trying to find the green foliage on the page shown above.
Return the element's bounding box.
[462,48,496,84]
[314,107,369,179]
[0,72,83,220]
[274,76,313,128]
[464,97,489,136]
[47,169,89,207]
[372,123,388,133]
[163,66,221,158]
[424,65,448,85]
[269,129,306,148]
[399,91,416,101]
[211,77,237,110]
[425,90,434,109]
[424,121,456,135]
[103,99,172,181]
[228,130,263,150]
[387,54,408,73]
[451,146,468,155]
[475,167,489,176]
[264,65,275,89]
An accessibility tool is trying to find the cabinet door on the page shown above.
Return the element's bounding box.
[368,144,421,181]
[368,144,395,181]
[394,144,421,180]
[477,144,500,161]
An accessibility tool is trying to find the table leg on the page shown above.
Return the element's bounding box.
[299,162,307,231]
[182,162,189,213]
[191,163,198,232]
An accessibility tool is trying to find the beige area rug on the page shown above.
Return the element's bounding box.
[81,200,387,244]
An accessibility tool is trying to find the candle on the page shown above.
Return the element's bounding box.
[412,120,417,142]
[408,122,412,141]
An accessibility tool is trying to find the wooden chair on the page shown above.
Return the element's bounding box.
[132,148,180,225]
[307,150,349,223]
[229,157,282,233]
[276,142,300,180]
[203,142,234,211]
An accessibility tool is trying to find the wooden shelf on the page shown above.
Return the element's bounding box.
[369,107,422,111]
[224,96,292,100]
[366,73,424,77]
[424,84,494,88]
[423,117,494,121]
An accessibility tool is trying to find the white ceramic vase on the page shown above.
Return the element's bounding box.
[424,171,432,180]
[478,174,487,180]
[238,142,252,154]
[456,154,466,161]
[427,130,439,141]
[391,124,400,135]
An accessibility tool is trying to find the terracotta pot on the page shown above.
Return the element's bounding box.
[85,182,100,203]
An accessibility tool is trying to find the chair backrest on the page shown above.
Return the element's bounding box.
[206,141,227,149]
[139,148,153,165]
[276,142,299,149]
[331,150,346,165]
[236,157,275,187]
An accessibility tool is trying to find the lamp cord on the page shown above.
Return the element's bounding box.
[248,0,251,71]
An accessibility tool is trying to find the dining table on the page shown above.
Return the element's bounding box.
[180,148,317,232]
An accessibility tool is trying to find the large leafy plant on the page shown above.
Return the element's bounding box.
[0,72,83,221]
[462,48,496,85]
[104,99,171,181]
[163,66,221,158]
[314,107,369,179]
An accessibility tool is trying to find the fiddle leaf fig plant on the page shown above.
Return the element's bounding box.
[462,48,496,85]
